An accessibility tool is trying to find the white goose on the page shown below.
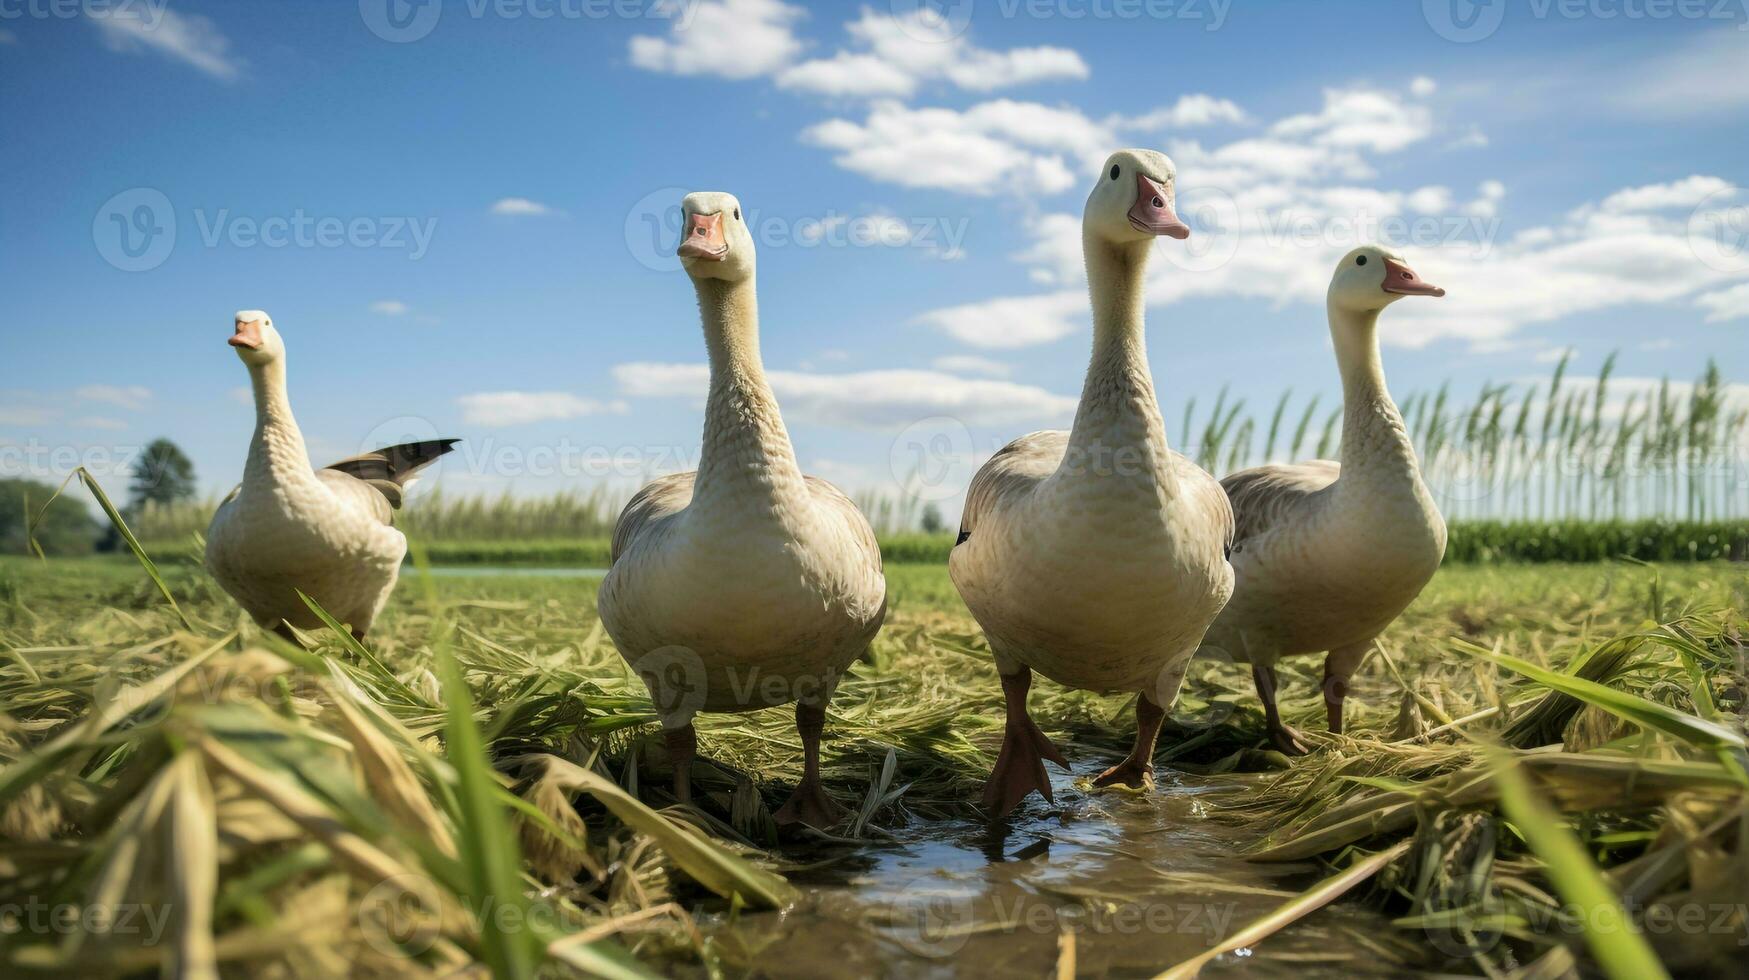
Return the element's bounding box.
[206,311,457,642]
[598,193,887,828]
[950,151,1235,816]
[1201,246,1447,753]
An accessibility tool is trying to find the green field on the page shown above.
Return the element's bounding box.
[0,554,1745,976]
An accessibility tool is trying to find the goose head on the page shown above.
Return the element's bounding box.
[228,310,284,366]
[1084,149,1190,246]
[1328,246,1446,315]
[676,191,755,282]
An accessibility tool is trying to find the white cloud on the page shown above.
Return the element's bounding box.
[614,362,1076,427]
[1612,30,1749,118]
[1269,87,1432,154]
[72,417,127,431]
[0,406,55,427]
[369,300,409,316]
[629,0,804,80]
[1123,94,1249,130]
[802,99,1113,196]
[776,8,1087,99]
[1696,283,1749,323]
[914,291,1086,349]
[75,384,152,412]
[904,83,1746,353]
[1410,76,1437,98]
[88,6,240,81]
[490,197,554,216]
[1596,176,1733,214]
[457,392,630,427]
[931,355,1011,377]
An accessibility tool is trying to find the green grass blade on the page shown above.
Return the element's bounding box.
[532,754,797,910]
[27,468,192,630]
[1152,840,1411,979]
[1491,753,1670,980]
[1451,639,1745,751]
[435,634,542,979]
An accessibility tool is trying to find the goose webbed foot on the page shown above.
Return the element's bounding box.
[1092,758,1154,789]
[774,777,845,829]
[981,668,1070,818]
[1267,722,1311,756]
[1093,692,1166,789]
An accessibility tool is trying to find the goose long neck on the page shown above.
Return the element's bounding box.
[243,359,314,488]
[1330,301,1418,488]
[692,276,806,507]
[1065,233,1171,481]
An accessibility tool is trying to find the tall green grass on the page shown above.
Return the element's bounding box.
[107,352,1746,553]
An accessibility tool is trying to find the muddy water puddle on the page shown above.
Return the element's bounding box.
[689,772,1413,978]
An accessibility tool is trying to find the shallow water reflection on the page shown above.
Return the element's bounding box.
[695,773,1412,978]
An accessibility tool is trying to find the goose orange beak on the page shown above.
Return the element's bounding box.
[1127,172,1189,239]
[1382,257,1445,297]
[677,211,728,261]
[229,318,264,349]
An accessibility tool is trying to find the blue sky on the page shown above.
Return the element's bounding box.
[1,0,1745,515]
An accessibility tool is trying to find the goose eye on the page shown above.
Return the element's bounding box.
[1356,255,1368,266]
[1110,164,1120,181]
[733,208,740,221]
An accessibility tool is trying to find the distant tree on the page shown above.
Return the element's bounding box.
[0,478,98,555]
[129,438,197,510]
[920,502,946,535]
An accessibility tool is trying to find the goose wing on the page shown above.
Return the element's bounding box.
[610,472,696,565]
[805,475,882,572]
[1177,452,1237,558]
[956,429,1067,543]
[1221,459,1339,548]
[322,439,462,511]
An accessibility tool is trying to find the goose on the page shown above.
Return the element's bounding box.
[205,311,457,642]
[950,151,1236,817]
[1200,246,1447,754]
[597,193,887,829]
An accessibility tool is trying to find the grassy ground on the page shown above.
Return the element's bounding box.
[0,555,1745,976]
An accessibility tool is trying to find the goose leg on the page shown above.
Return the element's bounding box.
[981,666,1070,817]
[664,723,697,805]
[1322,639,1374,735]
[1252,664,1309,756]
[775,702,844,828]
[1093,692,1166,788]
